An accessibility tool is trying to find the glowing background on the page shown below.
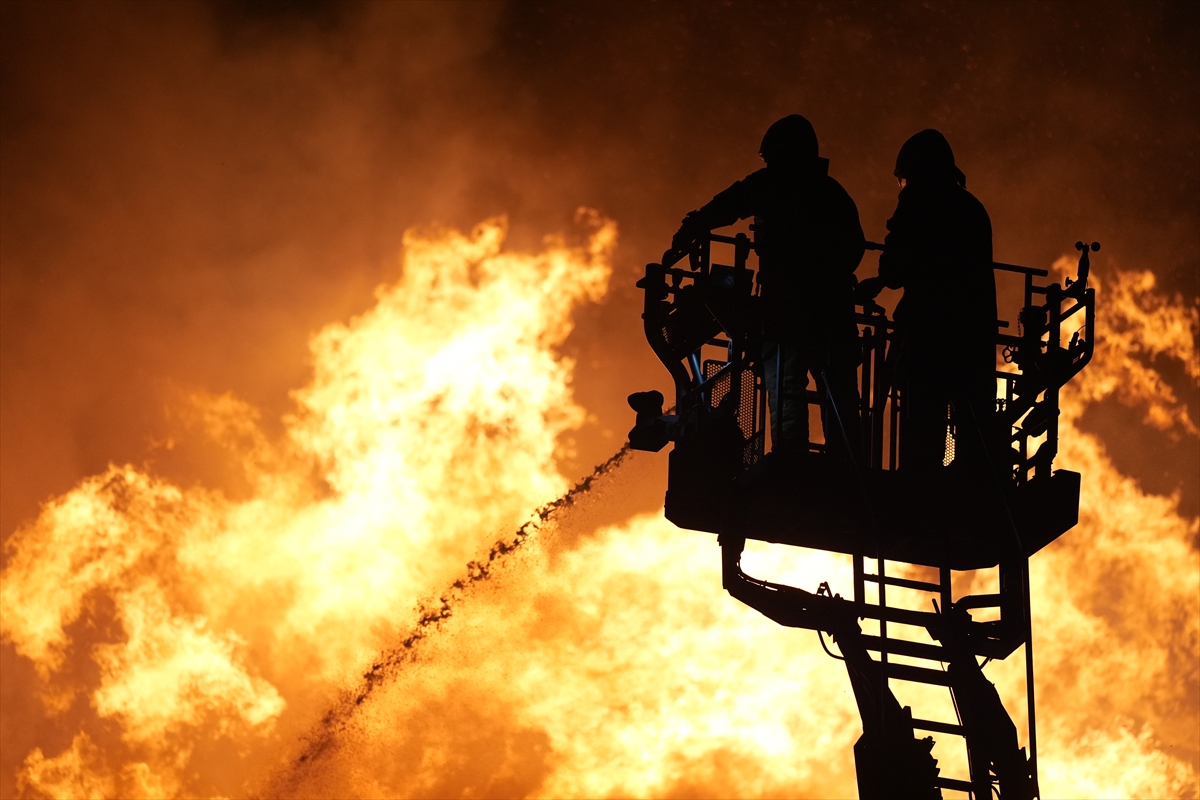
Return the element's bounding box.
[1,2,1196,798]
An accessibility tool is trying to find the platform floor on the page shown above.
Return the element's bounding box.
[666,450,1079,570]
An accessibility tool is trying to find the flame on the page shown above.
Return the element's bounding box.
[1057,262,1200,436]
[2,228,1196,799]
[267,508,865,799]
[1024,260,1199,798]
[2,211,615,797]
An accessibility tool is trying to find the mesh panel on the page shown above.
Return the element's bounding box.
[737,369,759,467]
[704,360,733,409]
[743,431,764,467]
[704,360,763,468]
[942,403,956,466]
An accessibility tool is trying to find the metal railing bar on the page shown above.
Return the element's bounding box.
[693,359,735,395]
[855,601,941,627]
[933,776,977,792]
[956,593,1004,609]
[707,232,749,246]
[1060,301,1087,319]
[912,718,966,736]
[857,634,946,661]
[863,573,944,592]
[884,662,954,686]
[994,261,1050,277]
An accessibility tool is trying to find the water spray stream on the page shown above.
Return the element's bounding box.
[278,444,632,782]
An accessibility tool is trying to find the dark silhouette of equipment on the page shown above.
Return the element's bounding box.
[629,230,1097,799]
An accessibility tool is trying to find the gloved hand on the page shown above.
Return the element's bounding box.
[855,276,886,305]
[671,211,706,257]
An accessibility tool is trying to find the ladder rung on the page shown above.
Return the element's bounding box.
[933,777,977,792]
[853,604,1015,660]
[912,717,964,735]
[856,602,938,627]
[864,573,943,592]
[957,593,1004,609]
[885,662,953,686]
[859,634,946,661]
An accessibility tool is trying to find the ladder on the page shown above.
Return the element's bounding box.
[849,553,1038,799]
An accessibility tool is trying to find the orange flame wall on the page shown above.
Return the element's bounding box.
[4,218,1195,799]
[2,3,1197,799]
[2,214,618,797]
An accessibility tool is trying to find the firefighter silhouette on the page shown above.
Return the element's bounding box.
[671,115,865,461]
[858,129,997,470]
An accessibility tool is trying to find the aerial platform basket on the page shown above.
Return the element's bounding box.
[628,230,1098,799]
[630,232,1095,571]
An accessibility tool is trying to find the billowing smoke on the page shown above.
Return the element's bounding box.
[2,2,1196,798]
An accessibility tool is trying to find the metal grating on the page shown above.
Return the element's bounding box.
[703,360,732,408]
[943,403,956,466]
[743,430,764,467]
[704,360,762,468]
[737,368,760,467]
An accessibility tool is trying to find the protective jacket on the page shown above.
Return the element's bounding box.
[879,178,996,469]
[682,159,865,354]
[879,181,995,371]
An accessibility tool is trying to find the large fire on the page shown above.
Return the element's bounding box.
[2,215,1196,798]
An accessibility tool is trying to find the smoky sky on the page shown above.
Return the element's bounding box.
[1,2,1197,790]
